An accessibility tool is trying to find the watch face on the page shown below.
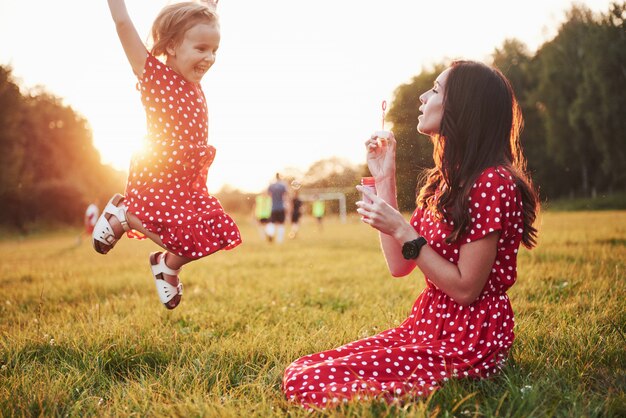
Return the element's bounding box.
[402,242,419,259]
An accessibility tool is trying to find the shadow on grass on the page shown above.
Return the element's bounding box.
[9,341,170,381]
[1,342,171,416]
[595,238,626,247]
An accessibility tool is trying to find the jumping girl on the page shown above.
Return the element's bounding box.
[93,0,241,309]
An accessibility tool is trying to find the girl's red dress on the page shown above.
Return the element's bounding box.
[283,166,523,408]
[124,53,241,259]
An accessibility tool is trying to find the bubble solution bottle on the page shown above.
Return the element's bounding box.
[360,177,376,204]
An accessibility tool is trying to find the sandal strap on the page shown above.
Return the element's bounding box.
[103,201,130,232]
[150,252,183,306]
[154,279,182,304]
[150,253,182,276]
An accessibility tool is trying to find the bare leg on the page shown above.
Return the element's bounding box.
[125,213,193,269]
[109,211,194,270]
[126,213,166,249]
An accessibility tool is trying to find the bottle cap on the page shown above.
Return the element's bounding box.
[361,177,376,186]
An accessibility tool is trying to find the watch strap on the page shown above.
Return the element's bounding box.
[402,236,427,260]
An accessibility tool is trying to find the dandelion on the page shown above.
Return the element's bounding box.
[521,385,532,397]
[49,338,55,346]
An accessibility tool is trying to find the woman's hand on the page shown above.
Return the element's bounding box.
[365,131,397,182]
[356,184,414,240]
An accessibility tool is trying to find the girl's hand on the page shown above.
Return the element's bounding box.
[356,184,409,239]
[365,131,397,182]
[198,0,219,9]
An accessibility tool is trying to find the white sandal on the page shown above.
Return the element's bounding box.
[92,194,130,254]
[149,252,183,310]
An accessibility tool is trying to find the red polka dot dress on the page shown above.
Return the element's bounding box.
[124,52,241,259]
[283,166,524,408]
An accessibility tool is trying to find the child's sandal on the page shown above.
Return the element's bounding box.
[92,194,130,254]
[149,252,183,310]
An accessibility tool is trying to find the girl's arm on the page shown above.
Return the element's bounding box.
[198,0,219,8]
[107,0,147,77]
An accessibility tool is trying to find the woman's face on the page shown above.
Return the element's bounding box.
[417,68,451,135]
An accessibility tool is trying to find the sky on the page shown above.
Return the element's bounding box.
[0,0,616,193]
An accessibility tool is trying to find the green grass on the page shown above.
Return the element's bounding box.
[1,211,625,417]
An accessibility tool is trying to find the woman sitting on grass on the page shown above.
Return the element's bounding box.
[283,60,539,409]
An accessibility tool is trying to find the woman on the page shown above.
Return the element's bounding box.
[283,60,539,408]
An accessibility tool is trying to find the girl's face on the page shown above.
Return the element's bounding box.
[417,68,451,135]
[166,22,220,83]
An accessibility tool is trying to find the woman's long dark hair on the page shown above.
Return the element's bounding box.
[416,60,539,248]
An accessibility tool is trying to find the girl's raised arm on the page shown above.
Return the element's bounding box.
[107,0,147,77]
[198,0,219,9]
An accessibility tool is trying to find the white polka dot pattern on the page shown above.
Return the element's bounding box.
[282,166,523,408]
[123,53,242,259]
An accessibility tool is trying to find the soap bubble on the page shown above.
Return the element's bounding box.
[291,180,302,190]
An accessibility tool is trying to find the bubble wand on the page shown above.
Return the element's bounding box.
[381,100,387,130]
[361,101,387,203]
[375,100,389,144]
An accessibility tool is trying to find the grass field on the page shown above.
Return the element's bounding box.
[1,211,625,417]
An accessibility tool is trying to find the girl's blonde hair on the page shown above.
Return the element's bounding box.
[150,2,219,57]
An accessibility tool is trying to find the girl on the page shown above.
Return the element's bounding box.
[283,61,539,408]
[93,0,241,310]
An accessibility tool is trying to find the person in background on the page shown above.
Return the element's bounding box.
[288,190,303,239]
[84,203,99,236]
[254,191,272,240]
[283,60,539,408]
[311,196,325,231]
[77,202,100,245]
[267,172,289,243]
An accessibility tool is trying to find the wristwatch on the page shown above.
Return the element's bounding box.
[402,236,428,260]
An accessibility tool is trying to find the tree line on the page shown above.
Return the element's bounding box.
[387,3,626,211]
[0,68,125,231]
[0,3,623,229]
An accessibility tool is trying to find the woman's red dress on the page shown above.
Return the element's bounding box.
[283,166,523,408]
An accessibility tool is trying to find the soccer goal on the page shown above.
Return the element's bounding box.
[299,189,347,223]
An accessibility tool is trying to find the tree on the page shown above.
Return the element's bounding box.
[0,65,125,230]
[491,39,562,199]
[0,66,29,230]
[302,157,362,190]
[571,2,626,192]
[533,6,603,196]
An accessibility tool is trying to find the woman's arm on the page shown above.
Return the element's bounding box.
[107,0,147,77]
[365,177,417,277]
[357,186,499,306]
[357,132,499,306]
[358,132,418,276]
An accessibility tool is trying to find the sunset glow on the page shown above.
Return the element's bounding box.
[0,0,616,192]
